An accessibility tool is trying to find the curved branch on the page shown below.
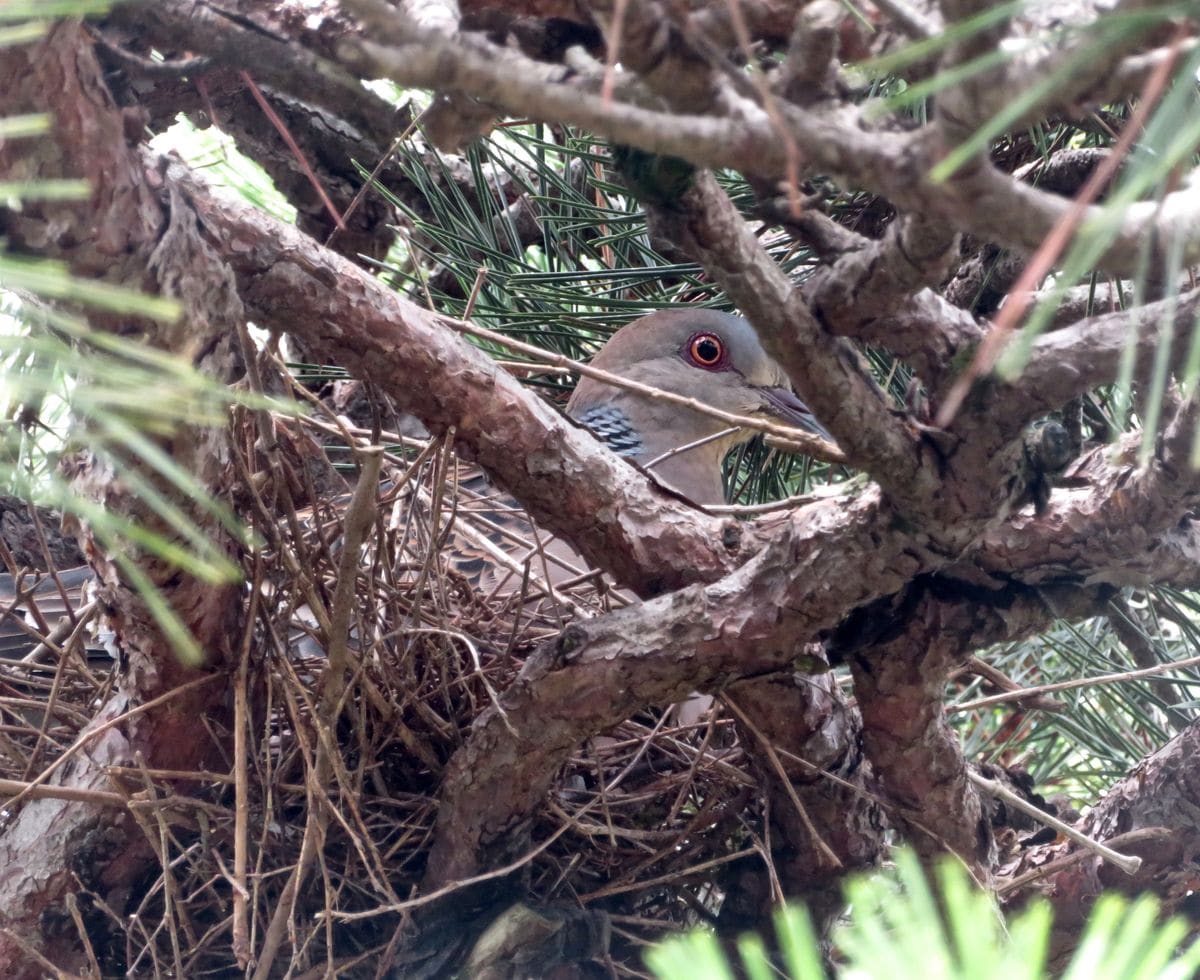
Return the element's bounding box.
[976,430,1200,590]
[335,1,1200,278]
[104,0,397,143]
[803,213,976,390]
[1004,286,1200,421]
[425,489,916,887]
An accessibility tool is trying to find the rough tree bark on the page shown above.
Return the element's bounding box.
[0,21,246,976]
[2,0,1200,975]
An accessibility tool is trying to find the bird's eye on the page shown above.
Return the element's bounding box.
[687,332,726,370]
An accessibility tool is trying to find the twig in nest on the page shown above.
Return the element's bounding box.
[998,826,1169,896]
[969,772,1142,876]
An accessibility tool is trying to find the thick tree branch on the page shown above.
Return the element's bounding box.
[335,2,1200,278]
[1005,286,1200,421]
[104,0,397,143]
[424,490,917,887]
[849,590,992,878]
[977,433,1200,590]
[845,580,1108,877]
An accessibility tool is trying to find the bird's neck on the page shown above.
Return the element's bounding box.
[571,404,728,505]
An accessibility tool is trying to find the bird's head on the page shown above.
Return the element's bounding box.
[566,309,829,504]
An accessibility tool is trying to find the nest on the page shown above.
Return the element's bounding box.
[0,406,768,978]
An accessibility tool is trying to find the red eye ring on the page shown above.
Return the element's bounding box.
[686,332,727,370]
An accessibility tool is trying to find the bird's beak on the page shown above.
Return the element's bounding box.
[756,385,833,442]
